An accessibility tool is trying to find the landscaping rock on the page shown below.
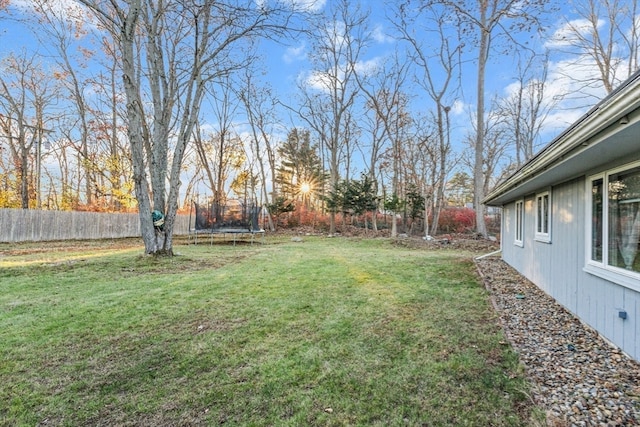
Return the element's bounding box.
[476,257,640,426]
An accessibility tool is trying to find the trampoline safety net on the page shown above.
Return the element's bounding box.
[192,200,261,232]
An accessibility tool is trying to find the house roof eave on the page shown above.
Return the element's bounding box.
[484,70,640,206]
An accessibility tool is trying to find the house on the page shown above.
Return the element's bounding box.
[484,70,640,361]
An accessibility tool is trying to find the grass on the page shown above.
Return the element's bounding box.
[0,236,535,426]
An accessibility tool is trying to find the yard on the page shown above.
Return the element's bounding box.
[0,236,538,426]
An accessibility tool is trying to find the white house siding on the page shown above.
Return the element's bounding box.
[500,178,640,361]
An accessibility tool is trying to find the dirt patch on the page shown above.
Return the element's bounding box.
[391,234,500,253]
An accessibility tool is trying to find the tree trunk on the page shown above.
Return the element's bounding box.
[119,0,157,254]
[391,211,397,237]
[474,23,489,238]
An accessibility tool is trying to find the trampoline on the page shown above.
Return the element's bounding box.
[188,199,265,245]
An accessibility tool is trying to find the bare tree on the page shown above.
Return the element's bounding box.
[0,52,60,209]
[31,0,98,206]
[399,115,436,235]
[191,79,248,224]
[393,3,461,235]
[206,77,244,207]
[86,43,135,211]
[355,54,411,237]
[550,0,640,97]
[460,104,511,199]
[481,110,512,196]
[44,124,83,209]
[356,102,386,232]
[296,0,369,235]
[420,0,547,236]
[21,1,135,210]
[238,68,279,230]
[355,56,407,232]
[76,0,298,254]
[180,144,203,208]
[497,53,556,167]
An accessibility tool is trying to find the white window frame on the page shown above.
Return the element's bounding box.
[584,162,640,293]
[535,190,551,243]
[586,173,604,268]
[514,199,524,247]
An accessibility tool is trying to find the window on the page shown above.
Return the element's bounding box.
[535,191,551,242]
[590,177,603,262]
[514,199,524,246]
[586,162,640,291]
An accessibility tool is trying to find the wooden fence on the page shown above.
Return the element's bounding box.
[0,209,191,243]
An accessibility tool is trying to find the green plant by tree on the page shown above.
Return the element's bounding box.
[267,196,295,229]
[404,183,425,233]
[349,175,379,229]
[326,175,379,228]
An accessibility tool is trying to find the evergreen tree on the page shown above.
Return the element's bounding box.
[275,128,326,206]
[325,180,349,218]
[325,175,379,228]
[349,175,379,229]
[405,184,425,222]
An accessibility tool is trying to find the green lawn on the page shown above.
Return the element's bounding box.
[0,237,536,426]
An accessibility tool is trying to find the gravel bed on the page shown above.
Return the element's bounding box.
[475,257,640,427]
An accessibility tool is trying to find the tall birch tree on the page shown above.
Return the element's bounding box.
[393,3,460,235]
[419,0,547,236]
[75,0,298,254]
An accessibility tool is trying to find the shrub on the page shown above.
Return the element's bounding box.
[437,207,476,234]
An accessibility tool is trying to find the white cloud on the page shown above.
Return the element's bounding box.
[301,57,381,93]
[303,69,331,92]
[545,18,604,49]
[533,54,611,137]
[283,43,306,64]
[12,0,98,31]
[354,57,381,76]
[321,20,347,51]
[275,0,327,12]
[541,109,586,135]
[548,55,608,101]
[371,24,394,44]
[535,15,636,139]
[451,99,466,116]
[502,80,522,97]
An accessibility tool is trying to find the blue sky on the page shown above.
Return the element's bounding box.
[251,0,620,151]
[0,0,616,133]
[0,0,633,186]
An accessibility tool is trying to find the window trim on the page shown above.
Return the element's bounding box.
[514,199,524,247]
[585,161,640,293]
[535,190,551,243]
[586,173,604,269]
